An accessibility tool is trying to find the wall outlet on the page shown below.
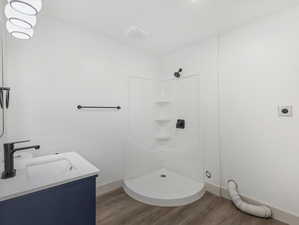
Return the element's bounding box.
[278,105,293,117]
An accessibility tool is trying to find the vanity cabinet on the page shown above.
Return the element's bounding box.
[0,176,97,225]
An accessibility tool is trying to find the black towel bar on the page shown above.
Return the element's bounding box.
[77,105,121,110]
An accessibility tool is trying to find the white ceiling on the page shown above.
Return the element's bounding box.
[43,0,299,55]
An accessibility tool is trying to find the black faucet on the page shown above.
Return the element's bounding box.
[1,140,40,179]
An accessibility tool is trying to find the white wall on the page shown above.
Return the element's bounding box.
[219,6,299,217]
[161,6,299,218]
[0,1,5,150]
[4,16,159,186]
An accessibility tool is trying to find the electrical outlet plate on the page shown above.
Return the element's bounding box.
[278,105,293,117]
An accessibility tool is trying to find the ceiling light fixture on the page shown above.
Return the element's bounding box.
[6,20,34,40]
[126,26,149,40]
[8,0,42,16]
[5,4,36,29]
[5,0,42,39]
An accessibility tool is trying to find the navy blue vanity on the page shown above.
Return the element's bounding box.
[0,176,97,225]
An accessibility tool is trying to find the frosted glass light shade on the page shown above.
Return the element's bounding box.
[5,4,36,29]
[8,0,42,16]
[6,20,34,39]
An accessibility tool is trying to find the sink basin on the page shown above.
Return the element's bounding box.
[0,152,100,202]
[26,158,74,185]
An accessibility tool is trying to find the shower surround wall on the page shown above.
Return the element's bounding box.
[125,77,158,178]
[160,77,202,182]
[161,37,220,188]
[161,6,299,223]
[124,75,204,206]
[125,77,202,181]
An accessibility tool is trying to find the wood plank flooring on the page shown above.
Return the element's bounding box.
[96,188,287,225]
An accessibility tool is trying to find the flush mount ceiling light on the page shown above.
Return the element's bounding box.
[6,20,34,39]
[126,26,149,40]
[5,4,36,29]
[8,0,42,16]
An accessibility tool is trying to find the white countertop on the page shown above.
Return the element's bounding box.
[0,152,100,202]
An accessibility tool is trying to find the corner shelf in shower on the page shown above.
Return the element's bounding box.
[155,146,173,152]
[155,118,171,122]
[155,99,171,104]
[155,135,171,141]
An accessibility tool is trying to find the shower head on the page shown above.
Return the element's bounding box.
[174,68,183,78]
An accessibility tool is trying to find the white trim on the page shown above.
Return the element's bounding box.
[96,180,122,197]
[205,182,299,225]
[204,182,221,196]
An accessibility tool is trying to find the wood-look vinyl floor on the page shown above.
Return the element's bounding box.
[96,189,287,225]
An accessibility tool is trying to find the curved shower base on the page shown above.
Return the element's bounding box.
[123,169,205,207]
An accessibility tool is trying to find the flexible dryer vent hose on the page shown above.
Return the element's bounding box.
[227,180,272,218]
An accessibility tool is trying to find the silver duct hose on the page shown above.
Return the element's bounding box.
[227,180,272,218]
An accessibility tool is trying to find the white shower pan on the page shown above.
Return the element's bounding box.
[123,169,205,207]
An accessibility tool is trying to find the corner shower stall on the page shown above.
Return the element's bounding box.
[124,74,205,206]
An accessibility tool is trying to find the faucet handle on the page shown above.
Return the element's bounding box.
[7,140,31,145]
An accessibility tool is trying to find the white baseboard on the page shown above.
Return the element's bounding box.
[205,182,299,225]
[96,180,122,197]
